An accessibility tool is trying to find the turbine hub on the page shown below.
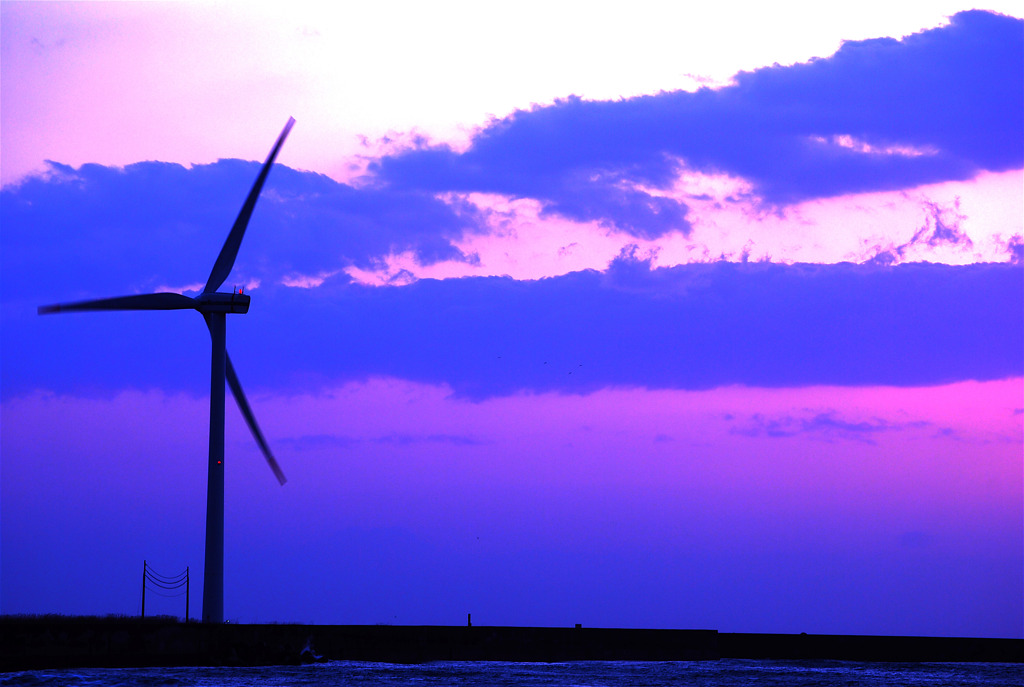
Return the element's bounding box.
[196,291,250,314]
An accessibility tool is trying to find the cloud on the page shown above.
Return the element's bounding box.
[8,257,1021,399]
[275,433,361,452]
[5,12,1020,296]
[373,433,485,447]
[1005,235,1024,264]
[373,10,1022,230]
[0,158,483,299]
[4,10,1021,402]
[276,432,483,451]
[865,198,973,265]
[728,411,933,444]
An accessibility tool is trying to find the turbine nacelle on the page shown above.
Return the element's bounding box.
[195,291,251,314]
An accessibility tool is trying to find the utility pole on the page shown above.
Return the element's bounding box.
[141,560,146,619]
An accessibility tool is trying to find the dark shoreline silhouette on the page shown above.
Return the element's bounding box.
[1,616,1021,671]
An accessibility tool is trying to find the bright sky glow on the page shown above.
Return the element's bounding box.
[3,1,1022,184]
[339,169,1022,285]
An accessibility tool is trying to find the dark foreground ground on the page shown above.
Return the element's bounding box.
[2,616,1021,671]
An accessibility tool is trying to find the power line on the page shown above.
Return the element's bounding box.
[141,560,190,621]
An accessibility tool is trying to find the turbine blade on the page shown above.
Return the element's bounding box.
[226,352,287,486]
[203,117,295,294]
[39,292,197,315]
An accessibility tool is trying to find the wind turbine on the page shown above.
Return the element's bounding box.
[39,117,295,624]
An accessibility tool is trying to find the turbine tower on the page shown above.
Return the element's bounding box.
[39,118,295,623]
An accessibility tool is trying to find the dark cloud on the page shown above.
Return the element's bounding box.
[8,257,1021,400]
[0,158,481,300]
[3,11,1021,402]
[374,10,1022,230]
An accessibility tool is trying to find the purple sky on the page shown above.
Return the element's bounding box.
[2,3,1022,637]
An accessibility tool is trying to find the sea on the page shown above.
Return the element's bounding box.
[3,660,1023,687]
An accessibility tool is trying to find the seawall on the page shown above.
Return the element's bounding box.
[2,617,1021,671]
